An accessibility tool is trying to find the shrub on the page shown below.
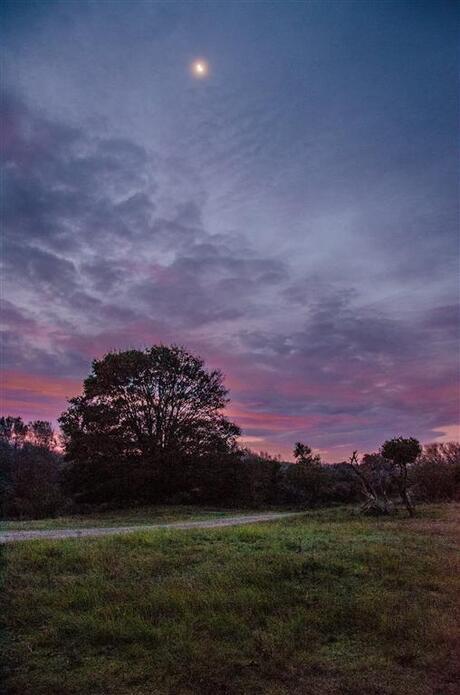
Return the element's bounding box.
[1,443,65,519]
[412,442,460,501]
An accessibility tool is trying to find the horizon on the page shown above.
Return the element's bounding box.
[1,0,459,462]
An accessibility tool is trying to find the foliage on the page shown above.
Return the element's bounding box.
[0,417,28,448]
[293,442,321,466]
[4,445,65,519]
[1,396,458,517]
[284,462,327,505]
[348,439,426,517]
[381,437,422,467]
[59,345,240,503]
[351,451,397,515]
[0,418,64,519]
[412,442,460,501]
[0,417,57,450]
[27,421,56,449]
[380,437,422,517]
[0,443,65,520]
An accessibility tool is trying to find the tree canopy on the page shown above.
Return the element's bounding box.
[59,345,240,466]
[381,437,422,467]
[293,442,321,466]
[380,437,422,517]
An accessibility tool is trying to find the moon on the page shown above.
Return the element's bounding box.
[191,59,209,78]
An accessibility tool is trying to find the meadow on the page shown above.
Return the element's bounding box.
[1,504,459,695]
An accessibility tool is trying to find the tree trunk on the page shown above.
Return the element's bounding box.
[348,452,392,515]
[398,463,415,517]
[400,489,415,517]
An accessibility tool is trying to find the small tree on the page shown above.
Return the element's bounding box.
[0,416,28,448]
[293,442,321,466]
[348,450,392,515]
[28,420,55,449]
[290,443,323,507]
[381,437,421,517]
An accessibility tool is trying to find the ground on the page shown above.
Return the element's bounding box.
[1,506,251,532]
[1,504,459,695]
[0,512,300,544]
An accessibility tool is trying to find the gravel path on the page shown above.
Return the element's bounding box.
[0,512,302,544]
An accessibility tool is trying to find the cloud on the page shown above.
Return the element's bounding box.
[1,89,459,460]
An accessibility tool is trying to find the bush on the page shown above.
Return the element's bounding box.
[412,442,460,502]
[0,442,66,519]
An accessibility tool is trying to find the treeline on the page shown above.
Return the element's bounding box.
[0,418,360,516]
[61,447,364,509]
[1,417,458,520]
[0,417,63,518]
[1,344,459,519]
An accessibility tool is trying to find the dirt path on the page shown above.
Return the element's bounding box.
[0,512,302,543]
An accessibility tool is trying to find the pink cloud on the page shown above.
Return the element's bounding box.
[1,371,82,422]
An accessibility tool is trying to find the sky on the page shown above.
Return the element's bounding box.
[1,0,459,461]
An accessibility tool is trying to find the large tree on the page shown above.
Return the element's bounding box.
[59,345,240,501]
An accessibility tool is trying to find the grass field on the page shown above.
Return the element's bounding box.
[1,504,459,695]
[1,506,250,531]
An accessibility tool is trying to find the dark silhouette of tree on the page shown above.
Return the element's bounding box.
[293,442,321,466]
[0,416,63,518]
[59,345,240,502]
[0,416,28,448]
[381,437,421,517]
[5,444,64,518]
[361,452,395,506]
[412,442,460,501]
[348,450,393,515]
[288,443,324,507]
[28,420,55,449]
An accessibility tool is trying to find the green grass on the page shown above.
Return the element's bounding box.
[0,542,7,694]
[2,505,459,695]
[1,505,252,531]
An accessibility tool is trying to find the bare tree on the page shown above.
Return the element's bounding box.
[348,451,393,515]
